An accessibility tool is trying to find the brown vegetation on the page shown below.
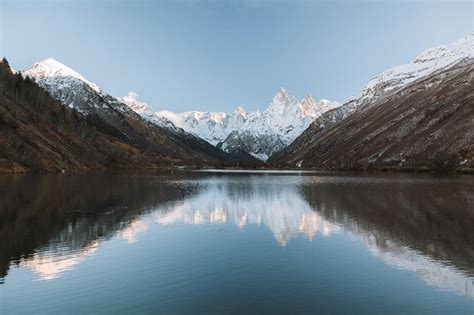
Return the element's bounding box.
[269,58,474,172]
[0,58,245,173]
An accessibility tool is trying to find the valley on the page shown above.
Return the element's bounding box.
[0,34,472,173]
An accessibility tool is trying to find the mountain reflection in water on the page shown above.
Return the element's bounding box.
[153,180,340,245]
[0,173,199,282]
[0,172,472,303]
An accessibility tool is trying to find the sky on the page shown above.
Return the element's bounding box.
[1,0,472,112]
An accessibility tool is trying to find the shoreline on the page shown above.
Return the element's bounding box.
[0,165,472,175]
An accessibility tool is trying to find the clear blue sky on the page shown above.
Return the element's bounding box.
[1,0,472,112]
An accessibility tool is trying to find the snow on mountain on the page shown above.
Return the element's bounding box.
[252,88,340,143]
[19,58,237,165]
[352,33,474,108]
[22,57,339,161]
[23,59,174,133]
[155,110,237,145]
[153,105,251,146]
[23,59,183,137]
[153,88,340,160]
[269,33,474,168]
[121,91,151,113]
[120,92,177,130]
[22,58,139,118]
[24,58,101,92]
[273,33,473,163]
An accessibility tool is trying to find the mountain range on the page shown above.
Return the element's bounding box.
[0,58,242,173]
[21,58,339,162]
[269,33,473,171]
[0,33,472,173]
[153,90,339,160]
[119,87,340,161]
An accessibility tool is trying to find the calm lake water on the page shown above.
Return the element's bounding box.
[0,171,473,314]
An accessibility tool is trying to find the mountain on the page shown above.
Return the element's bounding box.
[119,92,260,163]
[352,33,474,109]
[269,34,474,171]
[22,58,243,164]
[0,58,239,173]
[120,92,179,131]
[156,108,246,146]
[152,88,340,161]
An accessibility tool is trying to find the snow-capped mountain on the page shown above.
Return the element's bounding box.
[120,92,177,131]
[23,58,339,162]
[23,58,136,118]
[350,33,474,109]
[152,88,340,160]
[23,57,101,92]
[155,108,246,146]
[23,58,185,134]
[243,88,340,144]
[270,33,474,169]
[121,91,150,113]
[20,58,239,166]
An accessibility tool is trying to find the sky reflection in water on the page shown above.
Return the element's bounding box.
[0,172,473,314]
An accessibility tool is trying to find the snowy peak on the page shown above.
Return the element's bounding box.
[266,87,299,114]
[120,92,179,131]
[301,94,317,107]
[233,106,247,117]
[151,87,340,160]
[150,88,340,160]
[121,92,152,113]
[271,33,474,168]
[357,33,473,106]
[21,58,340,162]
[413,33,473,64]
[24,57,100,92]
[300,94,319,115]
[300,95,340,117]
[29,58,81,78]
[22,58,142,118]
[274,87,289,98]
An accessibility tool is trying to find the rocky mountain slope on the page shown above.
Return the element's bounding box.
[154,88,339,160]
[270,34,474,171]
[0,58,239,173]
[119,91,260,163]
[22,58,339,163]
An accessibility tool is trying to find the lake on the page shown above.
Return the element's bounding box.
[0,171,473,314]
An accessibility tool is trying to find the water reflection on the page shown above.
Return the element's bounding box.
[0,173,198,281]
[300,177,474,297]
[364,237,473,298]
[22,241,99,280]
[153,181,339,245]
[0,172,473,301]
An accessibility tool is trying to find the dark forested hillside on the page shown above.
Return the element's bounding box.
[0,58,238,173]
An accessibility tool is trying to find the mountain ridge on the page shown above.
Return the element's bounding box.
[4,33,472,172]
[151,87,340,160]
[0,58,248,173]
[269,34,474,171]
[22,58,339,162]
